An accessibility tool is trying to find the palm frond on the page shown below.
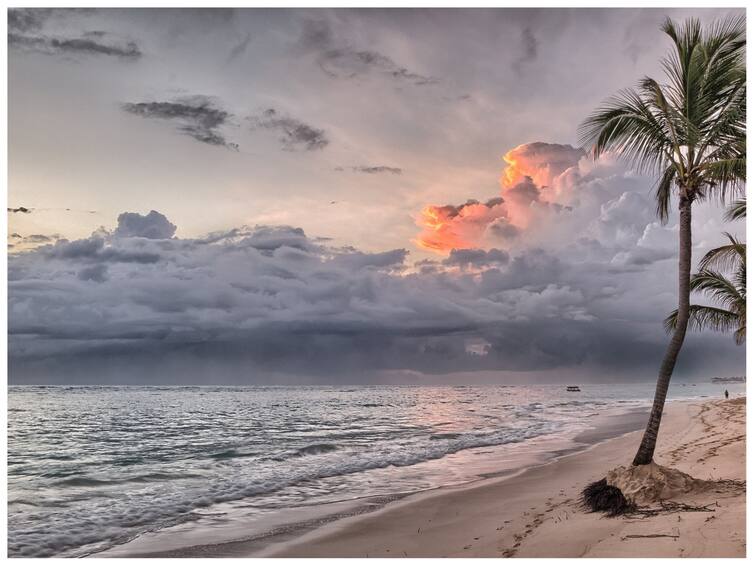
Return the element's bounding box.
[725,198,747,221]
[734,324,746,345]
[665,304,739,335]
[698,233,745,272]
[690,268,744,307]
[655,163,677,223]
[578,88,674,175]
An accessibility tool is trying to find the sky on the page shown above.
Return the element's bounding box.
[7,7,746,384]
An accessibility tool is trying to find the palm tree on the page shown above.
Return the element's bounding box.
[579,16,746,466]
[665,231,746,344]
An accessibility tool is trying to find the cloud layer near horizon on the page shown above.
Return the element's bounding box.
[9,171,745,384]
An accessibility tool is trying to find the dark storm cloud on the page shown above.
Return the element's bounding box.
[487,219,521,240]
[443,248,510,269]
[77,263,109,283]
[8,207,744,385]
[113,210,177,240]
[39,210,175,264]
[332,248,408,270]
[340,165,403,175]
[512,27,538,74]
[45,237,161,264]
[241,225,316,252]
[121,97,238,150]
[250,108,329,151]
[9,27,141,59]
[9,7,142,60]
[296,19,439,87]
[8,8,52,33]
[49,36,141,58]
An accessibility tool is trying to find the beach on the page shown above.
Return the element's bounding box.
[263,397,746,558]
[9,387,745,558]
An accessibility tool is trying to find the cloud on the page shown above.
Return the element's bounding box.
[7,233,63,252]
[513,27,538,74]
[338,165,403,175]
[77,263,109,283]
[8,8,52,33]
[250,108,329,151]
[9,9,141,60]
[227,32,252,62]
[7,207,743,384]
[416,142,591,253]
[333,248,408,270]
[9,33,142,59]
[122,97,238,150]
[443,248,510,269]
[22,234,55,244]
[297,19,439,87]
[416,198,511,252]
[45,237,161,264]
[9,8,142,60]
[500,142,585,191]
[113,210,177,240]
[241,225,316,252]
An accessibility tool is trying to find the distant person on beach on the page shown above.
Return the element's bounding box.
[725,389,729,399]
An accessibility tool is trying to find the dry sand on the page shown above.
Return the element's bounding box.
[265,397,746,558]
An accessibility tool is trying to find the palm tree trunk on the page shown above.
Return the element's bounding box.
[632,195,693,466]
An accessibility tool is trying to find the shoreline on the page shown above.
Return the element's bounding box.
[101,400,656,558]
[95,396,745,558]
[263,397,745,558]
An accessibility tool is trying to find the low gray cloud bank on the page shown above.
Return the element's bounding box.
[8,196,743,384]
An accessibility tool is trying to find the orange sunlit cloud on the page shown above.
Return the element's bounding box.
[415,142,585,254]
[414,200,508,252]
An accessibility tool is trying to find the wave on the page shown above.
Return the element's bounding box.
[10,421,561,557]
[53,472,204,488]
[292,443,341,457]
[208,448,260,460]
[429,432,462,440]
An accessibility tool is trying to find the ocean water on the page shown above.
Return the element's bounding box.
[7,382,743,557]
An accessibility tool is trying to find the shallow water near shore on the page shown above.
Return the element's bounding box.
[8,382,744,557]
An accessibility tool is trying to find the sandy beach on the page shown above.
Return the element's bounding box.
[262,397,746,558]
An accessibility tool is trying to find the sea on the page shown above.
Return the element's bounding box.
[7,382,745,557]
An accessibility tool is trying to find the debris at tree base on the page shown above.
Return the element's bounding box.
[621,533,679,540]
[625,500,717,518]
[580,478,636,516]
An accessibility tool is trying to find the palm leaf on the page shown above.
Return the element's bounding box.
[725,198,746,221]
[689,268,744,308]
[698,233,745,272]
[665,304,739,335]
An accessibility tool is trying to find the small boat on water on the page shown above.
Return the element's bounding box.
[566,386,581,392]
